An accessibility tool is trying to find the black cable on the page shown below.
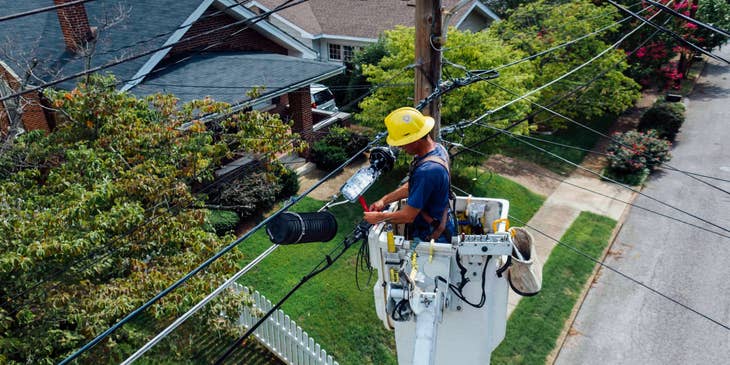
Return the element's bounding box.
[214,221,371,365]
[607,0,730,64]
[443,138,730,240]
[477,122,730,235]
[57,129,385,365]
[451,183,730,332]
[645,0,730,38]
[482,78,730,198]
[0,0,99,23]
[0,0,308,104]
[508,213,730,332]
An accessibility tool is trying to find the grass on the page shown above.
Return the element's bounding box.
[494,113,615,175]
[491,211,617,365]
[234,165,546,365]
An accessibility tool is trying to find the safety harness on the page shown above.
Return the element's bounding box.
[408,145,452,241]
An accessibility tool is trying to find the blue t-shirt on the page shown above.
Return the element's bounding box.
[408,144,451,233]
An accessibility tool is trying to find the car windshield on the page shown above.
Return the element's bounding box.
[312,89,334,104]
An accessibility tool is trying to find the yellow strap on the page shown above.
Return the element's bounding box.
[492,218,510,233]
[429,239,435,263]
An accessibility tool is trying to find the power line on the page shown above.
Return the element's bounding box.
[0,0,308,104]
[481,79,730,197]
[0,0,99,23]
[475,122,730,235]
[645,0,730,38]
[214,221,371,364]
[57,129,385,364]
[443,139,730,240]
[607,0,730,64]
[451,183,729,332]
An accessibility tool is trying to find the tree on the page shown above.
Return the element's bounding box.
[0,74,296,363]
[356,25,534,155]
[490,0,641,130]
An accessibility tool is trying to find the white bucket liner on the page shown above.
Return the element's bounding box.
[507,227,543,296]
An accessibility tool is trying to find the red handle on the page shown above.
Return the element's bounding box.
[358,196,369,212]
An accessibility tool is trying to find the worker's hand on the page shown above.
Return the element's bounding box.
[364,211,384,224]
[369,198,387,212]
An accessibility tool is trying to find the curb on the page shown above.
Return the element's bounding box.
[547,189,640,364]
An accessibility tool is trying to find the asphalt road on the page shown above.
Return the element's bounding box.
[555,48,730,365]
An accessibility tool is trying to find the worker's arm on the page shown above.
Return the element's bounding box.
[369,183,409,211]
[364,204,420,224]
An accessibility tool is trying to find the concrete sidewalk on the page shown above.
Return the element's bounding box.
[498,163,636,316]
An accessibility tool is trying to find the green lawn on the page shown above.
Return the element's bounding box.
[235,166,546,365]
[491,212,617,365]
[494,114,615,175]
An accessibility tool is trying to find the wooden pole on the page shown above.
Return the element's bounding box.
[414,0,442,140]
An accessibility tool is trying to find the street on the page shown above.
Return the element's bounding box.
[555,48,730,364]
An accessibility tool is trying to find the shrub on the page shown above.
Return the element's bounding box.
[218,172,279,219]
[606,130,672,183]
[206,210,240,235]
[310,126,367,170]
[276,165,300,199]
[311,141,349,170]
[638,101,685,140]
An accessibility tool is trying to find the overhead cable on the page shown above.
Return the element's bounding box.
[607,0,730,64]
[483,79,730,197]
[443,139,730,240]
[476,122,730,235]
[0,0,309,104]
[58,130,385,365]
[214,221,372,364]
[451,184,729,332]
[0,0,98,23]
[645,0,730,38]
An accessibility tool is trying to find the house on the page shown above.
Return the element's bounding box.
[0,0,345,144]
[243,0,500,63]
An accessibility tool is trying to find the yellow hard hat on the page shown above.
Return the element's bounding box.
[384,107,434,146]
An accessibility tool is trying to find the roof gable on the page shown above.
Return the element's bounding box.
[251,0,499,40]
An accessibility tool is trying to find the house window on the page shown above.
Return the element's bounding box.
[343,45,355,62]
[328,43,341,60]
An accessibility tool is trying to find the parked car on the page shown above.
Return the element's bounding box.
[310,83,338,111]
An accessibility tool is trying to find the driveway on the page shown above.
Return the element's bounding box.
[555,50,730,364]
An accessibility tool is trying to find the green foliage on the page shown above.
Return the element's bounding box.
[0,74,294,363]
[638,101,685,140]
[206,210,240,235]
[491,0,641,129]
[310,127,368,171]
[356,26,533,140]
[606,129,672,184]
[492,212,616,365]
[276,164,300,200]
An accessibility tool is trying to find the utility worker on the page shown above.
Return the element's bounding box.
[364,107,454,243]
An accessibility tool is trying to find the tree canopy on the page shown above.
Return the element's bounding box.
[0,75,295,363]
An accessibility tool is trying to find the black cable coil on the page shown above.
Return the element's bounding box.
[266,211,338,245]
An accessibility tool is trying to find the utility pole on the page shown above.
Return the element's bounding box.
[414,0,442,140]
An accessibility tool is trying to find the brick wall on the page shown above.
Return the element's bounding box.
[53,0,93,52]
[0,64,51,135]
[166,8,287,60]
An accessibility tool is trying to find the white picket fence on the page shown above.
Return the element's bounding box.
[233,284,339,365]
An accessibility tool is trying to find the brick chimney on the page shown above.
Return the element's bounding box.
[54,0,93,52]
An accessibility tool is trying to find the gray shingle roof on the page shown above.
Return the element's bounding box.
[255,0,491,39]
[131,52,343,104]
[0,0,204,90]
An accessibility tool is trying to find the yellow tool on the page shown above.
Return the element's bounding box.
[386,224,395,253]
